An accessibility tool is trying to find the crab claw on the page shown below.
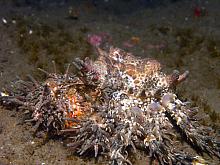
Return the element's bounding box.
[178,70,189,84]
[167,70,189,88]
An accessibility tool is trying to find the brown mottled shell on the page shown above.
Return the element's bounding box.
[107,47,161,76]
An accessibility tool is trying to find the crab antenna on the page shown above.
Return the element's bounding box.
[37,68,50,76]
[52,60,57,74]
[27,74,39,87]
[64,63,71,81]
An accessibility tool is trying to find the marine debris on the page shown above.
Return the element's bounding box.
[0,47,219,165]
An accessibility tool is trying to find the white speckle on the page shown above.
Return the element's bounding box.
[12,20,16,24]
[167,103,175,110]
[9,50,15,54]
[29,30,33,34]
[176,117,182,125]
[0,92,8,96]
[175,99,183,105]
[133,99,139,104]
[2,18,7,24]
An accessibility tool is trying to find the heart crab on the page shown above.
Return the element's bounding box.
[0,47,219,165]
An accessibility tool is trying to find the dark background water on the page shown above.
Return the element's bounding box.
[6,0,183,12]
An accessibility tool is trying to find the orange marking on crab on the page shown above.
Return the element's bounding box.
[65,95,83,128]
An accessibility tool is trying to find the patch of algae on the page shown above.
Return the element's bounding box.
[14,16,93,78]
[174,27,205,55]
[206,38,220,58]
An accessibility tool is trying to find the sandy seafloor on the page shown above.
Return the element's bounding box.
[0,0,220,164]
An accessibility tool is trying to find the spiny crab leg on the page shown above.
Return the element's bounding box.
[163,93,220,159]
